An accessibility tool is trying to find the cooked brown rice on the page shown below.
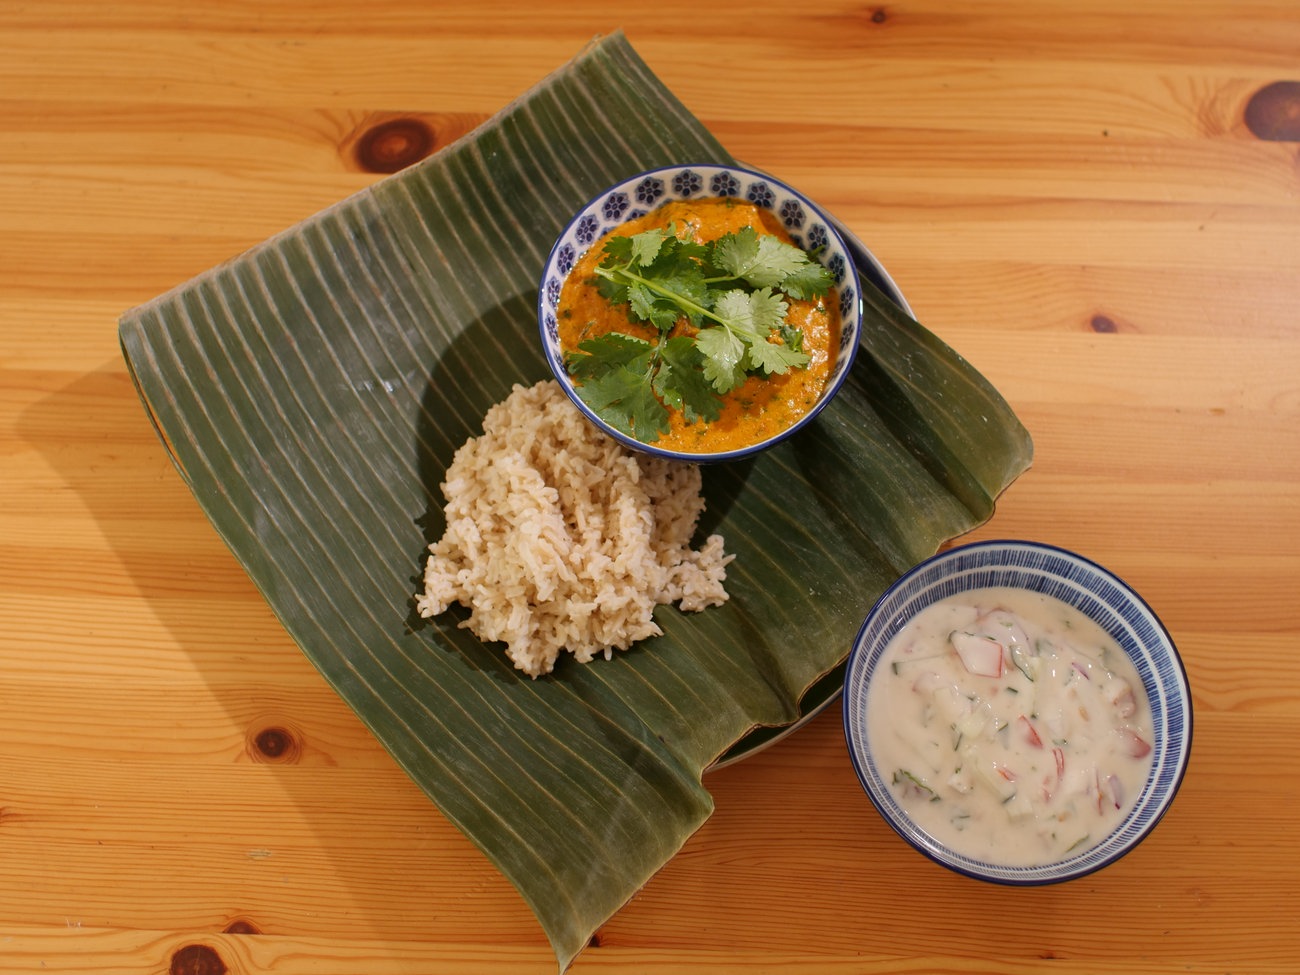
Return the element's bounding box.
[414,380,733,677]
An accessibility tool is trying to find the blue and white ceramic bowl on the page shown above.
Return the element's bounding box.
[538,163,865,463]
[843,539,1192,884]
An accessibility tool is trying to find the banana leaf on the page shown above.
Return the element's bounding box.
[119,32,1032,971]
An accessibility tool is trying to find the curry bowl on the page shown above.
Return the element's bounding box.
[538,163,864,463]
[842,539,1192,885]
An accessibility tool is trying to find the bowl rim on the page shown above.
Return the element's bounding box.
[537,161,864,463]
[841,538,1194,885]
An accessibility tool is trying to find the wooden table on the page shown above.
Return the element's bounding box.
[4,2,1298,972]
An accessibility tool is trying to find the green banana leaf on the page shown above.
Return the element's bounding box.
[119,32,1032,971]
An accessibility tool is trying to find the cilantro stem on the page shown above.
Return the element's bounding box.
[594,264,744,334]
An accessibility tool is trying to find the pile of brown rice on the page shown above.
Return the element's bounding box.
[414,380,733,678]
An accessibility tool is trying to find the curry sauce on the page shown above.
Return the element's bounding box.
[556,198,840,454]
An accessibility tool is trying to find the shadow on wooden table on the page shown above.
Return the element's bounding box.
[19,358,556,966]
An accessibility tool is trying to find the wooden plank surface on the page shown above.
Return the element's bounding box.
[3,1,1299,972]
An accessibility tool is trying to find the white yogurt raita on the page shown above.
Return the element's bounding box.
[866,586,1155,866]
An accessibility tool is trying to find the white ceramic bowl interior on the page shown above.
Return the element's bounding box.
[538,163,865,462]
[842,539,1192,884]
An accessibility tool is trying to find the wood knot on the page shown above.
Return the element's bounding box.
[170,944,227,975]
[1089,314,1120,333]
[870,6,888,23]
[248,724,302,764]
[223,918,262,935]
[354,117,436,173]
[1244,81,1300,141]
[344,113,489,174]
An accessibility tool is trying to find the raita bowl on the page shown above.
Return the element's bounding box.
[842,539,1192,884]
[538,163,865,463]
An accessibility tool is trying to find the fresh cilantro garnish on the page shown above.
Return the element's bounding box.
[564,223,834,444]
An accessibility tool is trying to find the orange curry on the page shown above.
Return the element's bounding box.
[556,198,841,454]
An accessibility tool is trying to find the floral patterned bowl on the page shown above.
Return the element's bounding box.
[537,163,867,462]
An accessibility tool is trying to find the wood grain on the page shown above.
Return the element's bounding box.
[3,0,1299,972]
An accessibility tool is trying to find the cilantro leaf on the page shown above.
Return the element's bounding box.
[711,227,820,290]
[702,288,803,381]
[779,323,806,353]
[709,287,789,340]
[626,282,681,332]
[566,335,665,439]
[565,332,653,379]
[627,227,669,267]
[708,226,762,281]
[583,370,670,441]
[594,274,629,306]
[600,235,635,263]
[694,326,748,393]
[656,335,723,424]
[779,260,834,300]
[745,334,811,375]
[710,288,756,333]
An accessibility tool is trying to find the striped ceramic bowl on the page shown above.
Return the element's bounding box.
[843,539,1193,884]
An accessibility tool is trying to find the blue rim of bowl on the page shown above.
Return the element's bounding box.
[538,163,865,464]
[841,539,1193,883]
